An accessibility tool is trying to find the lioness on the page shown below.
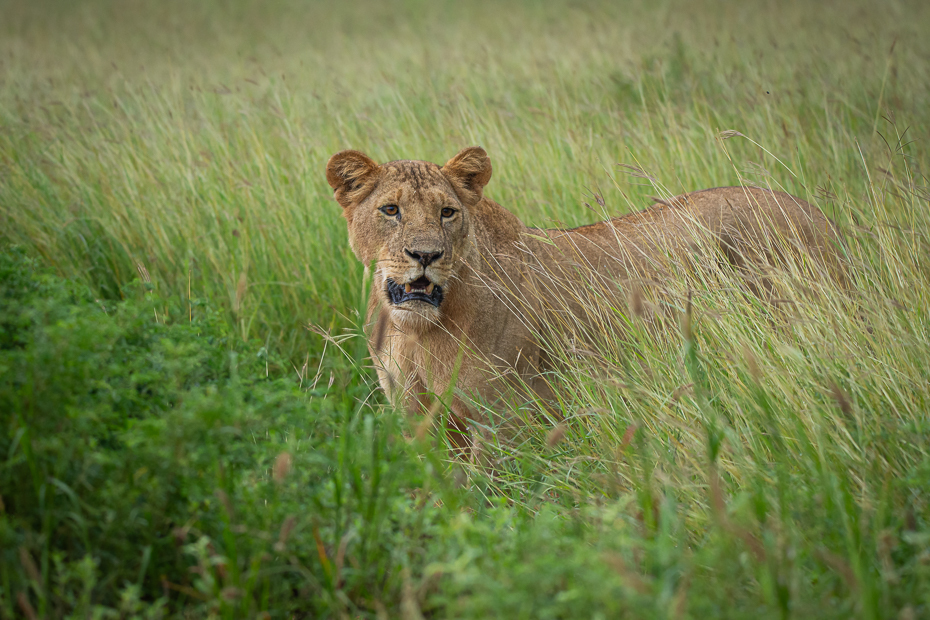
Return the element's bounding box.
[326,146,846,447]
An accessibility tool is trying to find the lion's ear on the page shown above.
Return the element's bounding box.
[326,150,380,208]
[442,146,492,205]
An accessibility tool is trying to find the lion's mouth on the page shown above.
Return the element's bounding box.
[386,277,444,308]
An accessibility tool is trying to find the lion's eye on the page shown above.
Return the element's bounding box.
[380,204,399,217]
[441,207,456,219]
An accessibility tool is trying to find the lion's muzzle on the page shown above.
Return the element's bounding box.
[386,277,444,308]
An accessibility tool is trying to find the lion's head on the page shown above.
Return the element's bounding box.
[326,146,493,331]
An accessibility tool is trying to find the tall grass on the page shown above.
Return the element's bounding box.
[2,0,930,617]
[3,0,928,361]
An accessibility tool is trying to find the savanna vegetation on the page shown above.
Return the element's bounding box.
[1,0,929,617]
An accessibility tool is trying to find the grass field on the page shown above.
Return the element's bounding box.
[2,0,930,617]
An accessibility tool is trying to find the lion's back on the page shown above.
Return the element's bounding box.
[522,186,846,283]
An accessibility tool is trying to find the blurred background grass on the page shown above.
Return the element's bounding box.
[3,0,927,361]
[2,0,930,617]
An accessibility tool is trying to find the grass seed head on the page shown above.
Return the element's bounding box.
[275,515,297,552]
[743,344,761,382]
[628,283,645,318]
[273,451,293,483]
[829,380,853,417]
[235,271,248,314]
[681,289,693,342]
[546,424,567,448]
[372,304,390,353]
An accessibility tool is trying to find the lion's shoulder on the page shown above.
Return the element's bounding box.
[469,198,526,250]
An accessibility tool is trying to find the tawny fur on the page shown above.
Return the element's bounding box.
[326,147,847,445]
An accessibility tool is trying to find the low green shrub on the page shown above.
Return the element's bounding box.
[0,247,450,618]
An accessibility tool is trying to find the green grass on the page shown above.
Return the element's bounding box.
[2,0,930,617]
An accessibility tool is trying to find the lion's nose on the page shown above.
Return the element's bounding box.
[404,249,443,267]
